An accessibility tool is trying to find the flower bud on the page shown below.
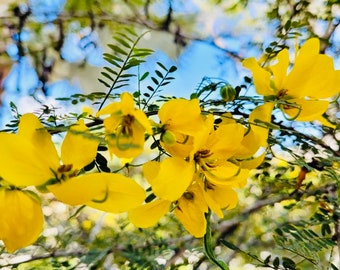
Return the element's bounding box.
[220,85,236,102]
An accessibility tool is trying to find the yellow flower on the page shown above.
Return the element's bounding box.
[158,98,208,158]
[0,113,99,200]
[129,182,208,238]
[193,121,250,187]
[143,118,249,202]
[97,92,152,158]
[0,188,43,252]
[0,113,146,210]
[129,118,251,237]
[243,38,340,126]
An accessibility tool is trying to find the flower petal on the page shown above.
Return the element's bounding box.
[0,189,43,252]
[61,120,99,170]
[142,161,160,186]
[106,123,145,158]
[86,174,146,213]
[129,199,171,228]
[242,57,274,96]
[120,92,135,115]
[96,102,122,117]
[18,114,59,168]
[238,102,274,158]
[174,185,207,238]
[133,110,153,134]
[158,98,205,136]
[208,123,245,159]
[47,173,108,205]
[0,133,55,186]
[149,157,195,201]
[281,98,330,122]
[201,184,238,218]
[269,49,289,91]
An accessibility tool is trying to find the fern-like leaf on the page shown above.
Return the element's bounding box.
[97,28,154,111]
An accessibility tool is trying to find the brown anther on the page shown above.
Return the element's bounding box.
[194,149,212,161]
[121,114,135,135]
[278,89,288,98]
[57,164,73,173]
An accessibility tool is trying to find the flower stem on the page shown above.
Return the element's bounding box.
[204,210,230,270]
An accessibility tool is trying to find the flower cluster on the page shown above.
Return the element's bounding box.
[0,37,338,253]
[243,38,339,127]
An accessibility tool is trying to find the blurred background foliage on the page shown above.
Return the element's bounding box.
[0,0,339,269]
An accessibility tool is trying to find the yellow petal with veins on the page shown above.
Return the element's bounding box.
[47,173,108,205]
[86,174,146,213]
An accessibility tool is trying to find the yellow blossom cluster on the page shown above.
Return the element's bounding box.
[0,37,338,253]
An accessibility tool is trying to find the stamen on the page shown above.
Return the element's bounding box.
[57,164,73,173]
[278,89,288,98]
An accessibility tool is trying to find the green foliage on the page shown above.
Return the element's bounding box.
[135,61,177,111]
[98,28,154,110]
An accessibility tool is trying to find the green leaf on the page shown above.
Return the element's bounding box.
[263,255,271,265]
[331,263,339,270]
[282,257,296,269]
[273,257,280,269]
[169,65,177,73]
[114,36,131,48]
[155,70,164,78]
[116,32,134,43]
[103,66,118,75]
[161,81,171,86]
[157,61,168,71]
[321,223,331,236]
[96,153,108,166]
[103,53,124,63]
[107,44,128,55]
[140,71,149,81]
[101,71,114,81]
[103,57,121,68]
[113,83,129,89]
[284,20,291,31]
[145,193,156,203]
[151,77,159,85]
[219,239,239,251]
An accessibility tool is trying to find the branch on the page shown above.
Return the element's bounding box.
[217,186,331,241]
[0,249,87,268]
